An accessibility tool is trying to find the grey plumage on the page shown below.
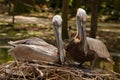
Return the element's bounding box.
[65,8,114,68]
[8,15,65,64]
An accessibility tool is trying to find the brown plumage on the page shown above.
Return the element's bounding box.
[65,8,114,68]
[8,37,60,63]
[8,15,65,64]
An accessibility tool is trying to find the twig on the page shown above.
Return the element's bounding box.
[13,56,27,80]
[108,69,120,77]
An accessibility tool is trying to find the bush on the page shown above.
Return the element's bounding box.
[13,0,34,14]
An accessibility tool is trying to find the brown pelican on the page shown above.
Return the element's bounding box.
[65,8,114,68]
[8,15,65,64]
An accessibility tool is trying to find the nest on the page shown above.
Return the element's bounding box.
[0,60,120,80]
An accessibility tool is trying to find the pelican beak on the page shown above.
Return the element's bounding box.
[81,21,88,56]
[52,15,64,64]
[76,9,88,55]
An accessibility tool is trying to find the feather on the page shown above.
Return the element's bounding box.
[87,37,110,58]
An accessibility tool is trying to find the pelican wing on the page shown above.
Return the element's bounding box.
[8,37,49,46]
[8,37,59,63]
[8,37,57,52]
[8,44,59,63]
[87,37,111,58]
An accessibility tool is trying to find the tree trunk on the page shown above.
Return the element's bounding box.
[12,0,15,24]
[8,2,11,15]
[62,0,69,39]
[12,14,15,24]
[90,0,99,38]
[70,0,80,17]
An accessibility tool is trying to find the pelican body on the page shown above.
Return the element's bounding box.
[65,8,114,68]
[8,15,65,64]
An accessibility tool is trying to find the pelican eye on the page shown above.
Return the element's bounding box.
[53,20,58,25]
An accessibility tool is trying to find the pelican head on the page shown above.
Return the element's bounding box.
[76,8,88,55]
[52,15,64,64]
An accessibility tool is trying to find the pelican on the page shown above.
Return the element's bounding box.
[8,15,65,64]
[65,8,114,68]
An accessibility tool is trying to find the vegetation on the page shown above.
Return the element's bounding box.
[14,0,35,14]
[1,0,119,38]
[0,0,119,76]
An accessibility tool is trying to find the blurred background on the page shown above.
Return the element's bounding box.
[0,0,119,73]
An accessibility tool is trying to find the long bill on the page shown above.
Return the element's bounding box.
[52,16,64,64]
[77,17,88,55]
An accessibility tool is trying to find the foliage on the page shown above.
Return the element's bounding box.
[13,0,35,14]
[0,0,3,2]
[110,0,120,21]
[114,0,120,11]
[2,0,119,21]
[0,48,13,64]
